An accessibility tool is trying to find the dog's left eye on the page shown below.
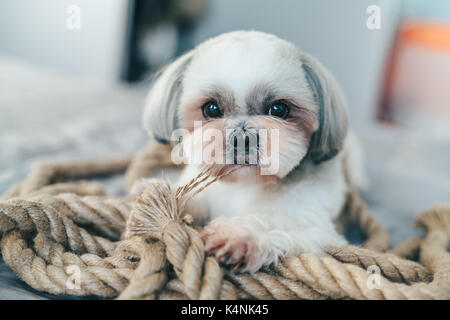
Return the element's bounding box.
[266,103,289,119]
[202,101,223,119]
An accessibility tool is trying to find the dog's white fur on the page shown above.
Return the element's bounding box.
[139,31,363,272]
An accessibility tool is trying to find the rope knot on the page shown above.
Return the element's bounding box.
[124,165,242,242]
[125,180,181,241]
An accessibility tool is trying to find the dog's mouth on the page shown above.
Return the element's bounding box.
[208,163,257,178]
[207,163,278,185]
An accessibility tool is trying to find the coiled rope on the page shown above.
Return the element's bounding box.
[0,141,448,299]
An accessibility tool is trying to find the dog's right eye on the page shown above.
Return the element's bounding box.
[265,102,290,119]
[202,101,223,119]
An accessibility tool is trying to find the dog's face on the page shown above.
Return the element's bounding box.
[143,31,348,181]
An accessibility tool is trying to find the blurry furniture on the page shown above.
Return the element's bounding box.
[124,0,207,81]
[0,0,206,82]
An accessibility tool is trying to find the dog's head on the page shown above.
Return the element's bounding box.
[143,31,348,181]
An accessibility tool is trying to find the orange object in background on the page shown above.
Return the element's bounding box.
[402,22,450,53]
[379,21,450,127]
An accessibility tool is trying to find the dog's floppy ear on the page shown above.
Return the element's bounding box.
[300,53,348,164]
[143,50,194,144]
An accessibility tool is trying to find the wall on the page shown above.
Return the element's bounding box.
[0,0,129,81]
[192,0,402,125]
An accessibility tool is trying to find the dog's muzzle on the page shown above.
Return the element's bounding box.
[227,128,259,165]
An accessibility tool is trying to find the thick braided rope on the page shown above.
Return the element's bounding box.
[20,157,131,195]
[342,189,390,252]
[388,237,422,259]
[326,245,431,284]
[124,185,450,299]
[0,141,449,299]
[0,193,132,252]
[0,181,106,201]
[122,180,450,299]
[416,205,450,290]
[341,155,390,253]
[1,231,137,297]
[0,189,138,297]
[125,141,176,193]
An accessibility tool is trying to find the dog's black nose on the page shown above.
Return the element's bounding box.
[245,135,250,154]
[233,134,257,154]
[233,135,239,152]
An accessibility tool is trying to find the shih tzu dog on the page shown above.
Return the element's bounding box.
[137,31,364,273]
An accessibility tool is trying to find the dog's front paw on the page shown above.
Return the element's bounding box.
[200,220,262,272]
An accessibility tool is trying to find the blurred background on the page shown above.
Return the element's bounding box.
[0,0,449,298]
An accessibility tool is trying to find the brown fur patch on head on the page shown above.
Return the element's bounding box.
[245,85,277,115]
